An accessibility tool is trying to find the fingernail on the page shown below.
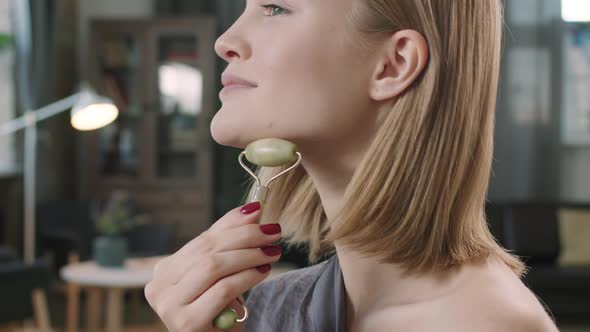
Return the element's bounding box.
[260,224,281,235]
[240,201,261,215]
[261,245,282,256]
[256,264,271,274]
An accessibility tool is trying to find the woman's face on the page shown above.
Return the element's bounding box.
[211,0,378,152]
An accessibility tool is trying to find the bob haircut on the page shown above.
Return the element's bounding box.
[245,0,526,278]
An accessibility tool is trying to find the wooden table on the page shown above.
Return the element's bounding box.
[60,256,164,332]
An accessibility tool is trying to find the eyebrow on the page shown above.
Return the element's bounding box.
[247,0,297,10]
[276,0,295,8]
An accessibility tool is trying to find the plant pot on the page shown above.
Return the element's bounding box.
[93,235,128,268]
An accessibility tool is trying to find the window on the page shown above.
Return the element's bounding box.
[562,0,590,22]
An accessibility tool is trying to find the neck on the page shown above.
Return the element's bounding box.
[299,146,355,220]
[298,139,473,329]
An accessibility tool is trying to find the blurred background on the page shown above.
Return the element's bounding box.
[0,0,589,331]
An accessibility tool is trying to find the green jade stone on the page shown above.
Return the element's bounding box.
[214,309,239,331]
[245,138,297,167]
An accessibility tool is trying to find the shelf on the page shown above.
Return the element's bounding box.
[84,18,216,248]
[162,52,198,63]
[158,150,196,156]
[101,66,138,74]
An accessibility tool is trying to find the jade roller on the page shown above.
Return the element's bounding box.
[213,138,302,331]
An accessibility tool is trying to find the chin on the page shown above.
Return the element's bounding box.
[210,107,302,149]
[210,123,245,150]
[210,112,252,149]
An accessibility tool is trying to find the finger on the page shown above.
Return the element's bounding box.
[151,202,265,285]
[171,202,263,263]
[213,222,282,252]
[175,202,262,256]
[174,205,261,256]
[180,263,273,330]
[145,289,249,332]
[167,246,282,305]
[217,296,246,332]
[153,222,281,287]
[209,201,264,232]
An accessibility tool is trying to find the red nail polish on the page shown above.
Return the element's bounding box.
[240,201,261,215]
[256,264,271,274]
[260,224,281,235]
[261,245,282,256]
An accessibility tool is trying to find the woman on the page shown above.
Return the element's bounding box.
[145,0,559,331]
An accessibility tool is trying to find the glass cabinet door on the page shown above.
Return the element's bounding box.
[96,33,143,177]
[155,34,202,178]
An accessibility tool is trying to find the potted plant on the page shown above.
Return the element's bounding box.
[93,191,145,268]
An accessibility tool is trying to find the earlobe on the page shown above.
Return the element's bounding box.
[369,29,429,102]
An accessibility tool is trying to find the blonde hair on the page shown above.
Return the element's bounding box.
[246,0,527,278]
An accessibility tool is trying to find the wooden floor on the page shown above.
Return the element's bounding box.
[0,283,165,332]
[0,324,164,332]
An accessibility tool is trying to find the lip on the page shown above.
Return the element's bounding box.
[221,73,258,88]
[220,73,257,98]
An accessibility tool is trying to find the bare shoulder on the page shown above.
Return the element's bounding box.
[359,257,559,332]
[498,307,560,332]
[444,256,559,332]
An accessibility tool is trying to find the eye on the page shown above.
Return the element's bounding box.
[261,4,288,17]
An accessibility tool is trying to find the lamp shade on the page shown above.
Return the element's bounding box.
[70,87,119,131]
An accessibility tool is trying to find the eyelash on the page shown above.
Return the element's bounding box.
[261,4,288,17]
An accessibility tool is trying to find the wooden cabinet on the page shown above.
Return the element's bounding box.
[79,17,217,246]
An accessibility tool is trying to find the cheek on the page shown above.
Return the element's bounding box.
[260,43,370,139]
[211,27,371,148]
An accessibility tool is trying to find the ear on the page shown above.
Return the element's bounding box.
[368,29,429,101]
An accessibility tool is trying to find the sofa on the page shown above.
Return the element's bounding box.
[0,260,52,327]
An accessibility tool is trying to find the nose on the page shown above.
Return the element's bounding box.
[215,26,252,63]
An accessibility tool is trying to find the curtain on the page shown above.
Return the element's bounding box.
[0,0,17,174]
[13,0,76,200]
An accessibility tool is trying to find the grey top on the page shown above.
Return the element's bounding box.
[245,254,347,332]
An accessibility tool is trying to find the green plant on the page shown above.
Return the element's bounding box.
[96,191,145,236]
[0,34,13,49]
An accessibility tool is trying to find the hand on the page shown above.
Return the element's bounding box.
[144,202,282,332]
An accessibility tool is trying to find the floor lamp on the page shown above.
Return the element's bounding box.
[0,83,119,264]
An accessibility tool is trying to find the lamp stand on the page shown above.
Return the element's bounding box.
[0,90,117,265]
[24,112,37,264]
